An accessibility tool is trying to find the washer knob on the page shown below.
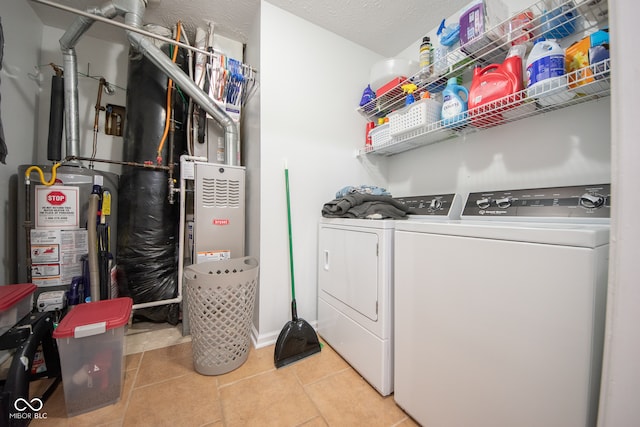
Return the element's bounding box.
[495,197,513,209]
[580,193,605,209]
[476,197,492,209]
[429,198,443,210]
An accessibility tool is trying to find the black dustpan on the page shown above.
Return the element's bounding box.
[274,166,321,368]
[274,301,321,368]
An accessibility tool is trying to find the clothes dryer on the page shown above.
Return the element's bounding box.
[317,193,461,396]
[394,184,610,427]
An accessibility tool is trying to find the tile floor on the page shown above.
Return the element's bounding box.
[29,322,419,427]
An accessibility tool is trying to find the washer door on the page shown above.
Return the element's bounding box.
[318,226,379,321]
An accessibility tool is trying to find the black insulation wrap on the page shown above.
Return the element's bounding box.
[47,74,64,162]
[117,170,180,322]
[116,39,188,324]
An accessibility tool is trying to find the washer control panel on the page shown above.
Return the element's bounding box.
[462,184,610,219]
[395,193,462,218]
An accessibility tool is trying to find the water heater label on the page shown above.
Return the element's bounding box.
[30,229,87,287]
[212,219,229,226]
[35,185,79,229]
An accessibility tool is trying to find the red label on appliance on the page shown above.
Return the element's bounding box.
[47,191,67,205]
[212,219,229,226]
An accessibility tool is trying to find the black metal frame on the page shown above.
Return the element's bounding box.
[0,311,62,427]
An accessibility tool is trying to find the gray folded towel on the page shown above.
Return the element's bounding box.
[322,194,410,219]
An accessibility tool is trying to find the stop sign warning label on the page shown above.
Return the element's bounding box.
[35,185,80,229]
[47,191,67,205]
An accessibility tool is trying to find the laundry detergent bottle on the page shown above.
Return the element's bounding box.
[441,77,469,128]
[526,38,574,105]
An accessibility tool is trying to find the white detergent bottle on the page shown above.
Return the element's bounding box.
[526,38,574,105]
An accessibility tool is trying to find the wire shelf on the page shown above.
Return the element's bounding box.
[360,57,610,156]
[357,0,610,157]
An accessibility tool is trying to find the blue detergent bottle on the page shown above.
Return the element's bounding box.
[441,77,469,128]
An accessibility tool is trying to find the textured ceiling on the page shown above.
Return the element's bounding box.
[28,0,470,57]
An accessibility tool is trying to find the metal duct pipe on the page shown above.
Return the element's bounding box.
[127,31,239,165]
[59,49,78,158]
[33,0,230,61]
[58,2,121,160]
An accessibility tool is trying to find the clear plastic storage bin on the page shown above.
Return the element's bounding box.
[53,297,132,417]
[184,257,259,375]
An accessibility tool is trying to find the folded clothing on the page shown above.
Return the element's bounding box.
[335,185,390,198]
[322,193,411,219]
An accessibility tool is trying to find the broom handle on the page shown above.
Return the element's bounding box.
[285,168,296,303]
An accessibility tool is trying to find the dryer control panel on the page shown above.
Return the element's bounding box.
[462,184,610,219]
[395,193,462,218]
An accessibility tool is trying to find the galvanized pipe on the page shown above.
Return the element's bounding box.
[58,3,120,160]
[31,0,254,69]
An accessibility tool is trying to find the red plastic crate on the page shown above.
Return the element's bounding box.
[0,283,36,335]
[53,297,132,339]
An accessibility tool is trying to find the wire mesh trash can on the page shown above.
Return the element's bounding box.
[184,257,259,375]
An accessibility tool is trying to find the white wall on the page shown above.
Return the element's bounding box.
[243,5,261,330]
[598,2,640,426]
[0,0,43,283]
[386,100,610,197]
[254,1,385,345]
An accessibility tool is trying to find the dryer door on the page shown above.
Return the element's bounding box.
[318,226,379,321]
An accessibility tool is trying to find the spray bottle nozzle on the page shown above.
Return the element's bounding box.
[438,19,446,36]
[401,83,418,106]
[401,83,417,94]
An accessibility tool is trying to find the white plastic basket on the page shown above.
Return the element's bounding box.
[184,257,259,375]
[388,98,443,137]
[369,123,391,147]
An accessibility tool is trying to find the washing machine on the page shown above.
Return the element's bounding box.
[317,193,462,396]
[393,184,610,427]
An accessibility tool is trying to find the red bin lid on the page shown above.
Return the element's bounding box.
[53,297,133,339]
[0,283,37,311]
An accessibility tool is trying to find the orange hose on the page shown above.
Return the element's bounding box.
[156,22,182,164]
